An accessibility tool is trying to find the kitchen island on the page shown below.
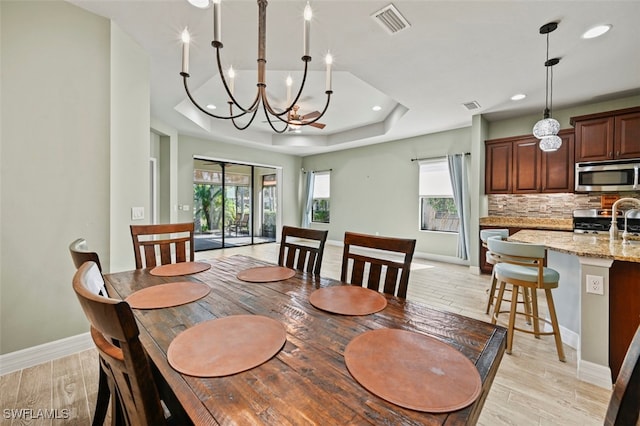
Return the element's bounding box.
[509,230,640,389]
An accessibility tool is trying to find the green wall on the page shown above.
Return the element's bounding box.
[301,127,473,260]
[175,135,303,231]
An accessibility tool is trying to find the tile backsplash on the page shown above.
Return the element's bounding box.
[487,193,640,218]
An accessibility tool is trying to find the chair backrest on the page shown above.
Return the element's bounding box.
[130,222,195,269]
[69,238,108,296]
[73,262,167,426]
[480,229,509,245]
[486,237,546,285]
[341,232,416,298]
[69,238,103,272]
[278,226,328,275]
[606,323,640,426]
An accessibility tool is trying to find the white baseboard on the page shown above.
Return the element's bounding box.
[559,325,579,350]
[578,359,613,389]
[0,333,93,375]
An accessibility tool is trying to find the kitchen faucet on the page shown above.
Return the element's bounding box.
[610,197,640,241]
[622,208,640,245]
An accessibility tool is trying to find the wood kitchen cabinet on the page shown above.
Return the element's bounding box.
[571,106,640,162]
[485,129,574,194]
[485,140,512,193]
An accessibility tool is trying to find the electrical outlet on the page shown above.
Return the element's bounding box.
[586,274,604,295]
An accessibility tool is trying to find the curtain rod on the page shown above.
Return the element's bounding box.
[410,152,470,162]
[302,168,333,174]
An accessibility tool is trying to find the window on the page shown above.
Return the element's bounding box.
[419,159,459,232]
[312,171,330,223]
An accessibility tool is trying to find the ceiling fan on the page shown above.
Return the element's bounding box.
[287,105,326,130]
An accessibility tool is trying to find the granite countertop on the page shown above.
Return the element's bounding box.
[480,216,573,231]
[508,230,640,263]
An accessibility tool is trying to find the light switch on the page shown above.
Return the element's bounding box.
[131,207,145,220]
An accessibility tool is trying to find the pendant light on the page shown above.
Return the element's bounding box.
[532,22,562,152]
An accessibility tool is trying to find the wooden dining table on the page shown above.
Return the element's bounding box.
[103,254,506,425]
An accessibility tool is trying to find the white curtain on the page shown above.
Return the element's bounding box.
[301,171,314,228]
[448,154,471,260]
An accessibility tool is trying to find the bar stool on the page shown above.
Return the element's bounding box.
[480,229,509,314]
[487,237,565,361]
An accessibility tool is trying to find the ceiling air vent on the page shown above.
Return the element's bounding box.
[463,101,482,111]
[371,4,411,35]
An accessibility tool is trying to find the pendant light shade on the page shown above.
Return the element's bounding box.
[538,134,562,152]
[533,22,562,151]
[533,117,560,139]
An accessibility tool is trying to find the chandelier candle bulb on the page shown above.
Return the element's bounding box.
[181,29,190,75]
[303,2,312,57]
[228,66,235,96]
[325,53,333,91]
[213,0,221,43]
[286,75,293,104]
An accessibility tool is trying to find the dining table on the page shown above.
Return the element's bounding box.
[103,254,507,425]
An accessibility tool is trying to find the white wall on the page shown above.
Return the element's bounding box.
[109,23,150,272]
[0,1,150,354]
[301,127,473,260]
[1,1,111,354]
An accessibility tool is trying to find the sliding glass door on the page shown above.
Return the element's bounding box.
[193,159,277,252]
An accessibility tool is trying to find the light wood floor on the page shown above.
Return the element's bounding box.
[1,243,610,425]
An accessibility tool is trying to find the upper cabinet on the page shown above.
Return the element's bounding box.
[571,106,640,162]
[485,129,574,194]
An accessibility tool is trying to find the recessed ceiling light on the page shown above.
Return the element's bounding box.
[294,129,302,134]
[188,0,210,8]
[206,104,216,110]
[511,94,526,101]
[372,105,382,111]
[582,24,612,39]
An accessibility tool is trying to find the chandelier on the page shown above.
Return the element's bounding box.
[180,0,333,133]
[532,22,562,152]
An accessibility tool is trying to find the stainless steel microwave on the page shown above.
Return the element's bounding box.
[575,159,640,192]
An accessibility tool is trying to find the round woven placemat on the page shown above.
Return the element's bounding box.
[149,262,211,277]
[236,266,296,283]
[345,328,481,412]
[168,315,286,377]
[309,286,387,315]
[125,282,210,309]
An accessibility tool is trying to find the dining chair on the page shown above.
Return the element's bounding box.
[73,261,187,426]
[278,226,328,275]
[487,237,565,361]
[68,239,110,426]
[130,222,195,269]
[69,238,103,272]
[341,232,416,298]
[605,323,640,426]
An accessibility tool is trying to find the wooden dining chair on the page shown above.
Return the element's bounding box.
[69,238,103,272]
[605,323,640,426]
[68,239,110,426]
[73,261,183,426]
[130,222,195,269]
[278,226,328,275]
[341,232,416,298]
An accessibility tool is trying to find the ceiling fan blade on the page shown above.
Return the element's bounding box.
[308,122,326,129]
[301,110,321,120]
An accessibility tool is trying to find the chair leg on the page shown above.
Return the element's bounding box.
[545,288,566,362]
[530,288,541,338]
[92,368,110,426]
[506,284,520,355]
[521,287,532,326]
[491,281,507,325]
[485,270,498,314]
